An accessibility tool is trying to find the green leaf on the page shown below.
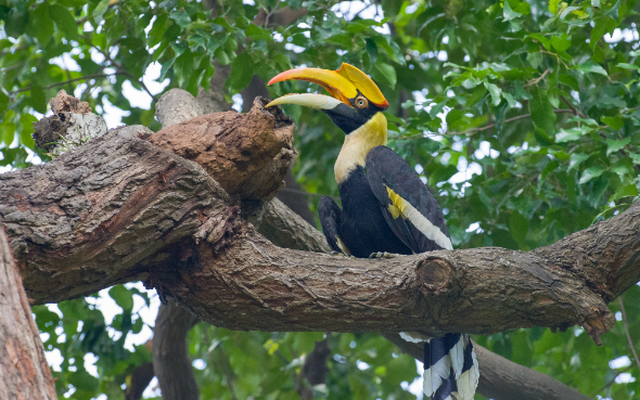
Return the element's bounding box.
[614,184,638,199]
[484,82,502,106]
[109,285,134,311]
[568,153,590,170]
[148,14,168,48]
[549,0,560,15]
[246,24,271,41]
[590,17,618,51]
[556,127,584,143]
[601,116,623,130]
[19,114,37,149]
[529,86,556,137]
[374,62,397,88]
[49,5,79,41]
[526,52,543,68]
[611,165,629,181]
[30,85,47,114]
[31,3,54,46]
[550,33,571,53]
[604,0,623,20]
[577,61,608,76]
[169,10,191,28]
[579,166,606,184]
[617,62,640,71]
[528,33,551,50]
[228,52,254,91]
[606,137,630,156]
[503,0,522,21]
[0,92,8,114]
[1,122,16,145]
[174,48,194,87]
[68,369,99,392]
[91,32,107,50]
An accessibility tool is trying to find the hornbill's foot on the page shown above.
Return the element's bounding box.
[369,251,397,259]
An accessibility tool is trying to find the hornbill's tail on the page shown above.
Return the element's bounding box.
[401,332,478,400]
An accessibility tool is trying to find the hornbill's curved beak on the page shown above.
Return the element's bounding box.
[266,63,389,110]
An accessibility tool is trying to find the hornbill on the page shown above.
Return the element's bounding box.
[266,63,478,400]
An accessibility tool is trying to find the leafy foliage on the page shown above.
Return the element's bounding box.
[2,0,640,399]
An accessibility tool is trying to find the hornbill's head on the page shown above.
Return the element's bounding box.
[267,63,390,183]
[266,63,389,134]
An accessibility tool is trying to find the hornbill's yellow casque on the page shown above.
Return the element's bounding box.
[267,63,479,400]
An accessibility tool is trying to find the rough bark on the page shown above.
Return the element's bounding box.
[152,299,199,400]
[142,223,616,344]
[252,198,328,252]
[0,227,57,400]
[148,96,295,203]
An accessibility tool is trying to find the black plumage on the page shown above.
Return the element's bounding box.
[267,62,478,400]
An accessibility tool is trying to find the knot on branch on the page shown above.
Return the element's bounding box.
[417,258,451,294]
[148,96,295,202]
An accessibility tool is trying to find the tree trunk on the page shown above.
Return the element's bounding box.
[0,227,57,400]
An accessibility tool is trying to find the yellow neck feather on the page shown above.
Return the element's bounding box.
[334,112,387,184]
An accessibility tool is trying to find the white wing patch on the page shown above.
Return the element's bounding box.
[385,186,453,250]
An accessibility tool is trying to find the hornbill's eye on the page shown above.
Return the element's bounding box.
[354,96,368,109]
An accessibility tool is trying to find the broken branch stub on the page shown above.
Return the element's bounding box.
[32,89,107,156]
[148,97,295,202]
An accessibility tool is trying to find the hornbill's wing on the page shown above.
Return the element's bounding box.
[365,145,452,253]
[367,146,478,400]
[318,196,351,256]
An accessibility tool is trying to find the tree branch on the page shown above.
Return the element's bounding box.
[0,228,57,400]
[9,73,127,95]
[444,109,577,136]
[618,297,640,373]
[152,299,199,400]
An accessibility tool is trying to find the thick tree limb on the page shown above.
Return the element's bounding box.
[2,103,630,340]
[124,362,154,400]
[152,299,199,400]
[143,223,616,343]
[0,227,57,400]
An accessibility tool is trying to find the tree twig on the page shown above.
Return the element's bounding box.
[560,95,586,119]
[95,47,159,102]
[591,364,635,397]
[9,73,126,95]
[523,68,550,87]
[618,297,640,374]
[444,109,576,136]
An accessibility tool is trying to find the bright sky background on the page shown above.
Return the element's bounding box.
[2,1,638,398]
